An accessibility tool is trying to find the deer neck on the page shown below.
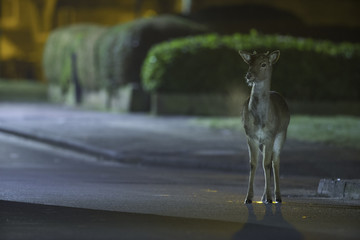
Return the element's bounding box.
[248,78,271,127]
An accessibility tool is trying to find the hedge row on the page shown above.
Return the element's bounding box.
[141,30,360,101]
[43,24,100,93]
[43,15,208,95]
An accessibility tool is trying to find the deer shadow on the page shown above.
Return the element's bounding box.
[233,203,303,240]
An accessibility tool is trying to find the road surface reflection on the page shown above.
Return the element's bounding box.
[233,203,303,240]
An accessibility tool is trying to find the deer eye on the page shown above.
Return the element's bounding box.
[261,63,267,68]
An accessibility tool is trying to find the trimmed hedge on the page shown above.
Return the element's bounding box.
[142,31,360,101]
[77,26,108,91]
[94,24,126,91]
[94,14,208,92]
[43,15,208,97]
[43,24,101,93]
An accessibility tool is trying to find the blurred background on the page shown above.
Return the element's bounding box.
[0,0,359,116]
[1,0,360,80]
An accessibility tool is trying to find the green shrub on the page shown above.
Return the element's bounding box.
[77,26,107,91]
[43,27,63,86]
[142,34,245,94]
[94,24,126,91]
[142,31,360,101]
[94,15,208,92]
[43,24,101,93]
[43,15,208,98]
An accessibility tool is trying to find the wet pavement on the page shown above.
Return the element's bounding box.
[0,103,359,178]
[0,103,359,239]
[0,132,359,240]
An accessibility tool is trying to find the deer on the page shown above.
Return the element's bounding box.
[239,50,290,204]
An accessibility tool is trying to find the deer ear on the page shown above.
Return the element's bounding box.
[239,51,251,64]
[239,51,252,64]
[269,50,280,64]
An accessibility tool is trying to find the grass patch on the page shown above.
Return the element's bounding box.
[287,115,360,148]
[192,115,360,149]
[0,79,48,101]
[192,117,244,132]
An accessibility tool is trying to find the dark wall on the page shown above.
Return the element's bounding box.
[185,4,360,42]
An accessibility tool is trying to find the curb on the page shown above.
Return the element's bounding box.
[0,126,124,161]
[317,179,360,200]
[0,126,243,172]
[2,125,360,203]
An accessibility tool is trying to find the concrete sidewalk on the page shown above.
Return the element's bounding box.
[0,103,359,179]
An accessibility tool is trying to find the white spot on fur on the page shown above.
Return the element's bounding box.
[255,129,266,141]
[273,133,285,154]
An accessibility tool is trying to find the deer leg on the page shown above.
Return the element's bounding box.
[272,133,286,203]
[245,139,259,204]
[262,144,273,204]
[272,154,281,203]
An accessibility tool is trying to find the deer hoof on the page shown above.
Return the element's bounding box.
[262,195,273,204]
[264,199,273,204]
[244,199,252,204]
[262,198,273,204]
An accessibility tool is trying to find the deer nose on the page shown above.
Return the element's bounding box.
[245,72,253,80]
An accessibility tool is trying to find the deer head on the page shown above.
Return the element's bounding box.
[239,50,280,86]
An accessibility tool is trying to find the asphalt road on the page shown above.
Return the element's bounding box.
[0,103,359,178]
[0,133,359,240]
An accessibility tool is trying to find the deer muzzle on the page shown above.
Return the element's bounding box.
[245,72,255,85]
